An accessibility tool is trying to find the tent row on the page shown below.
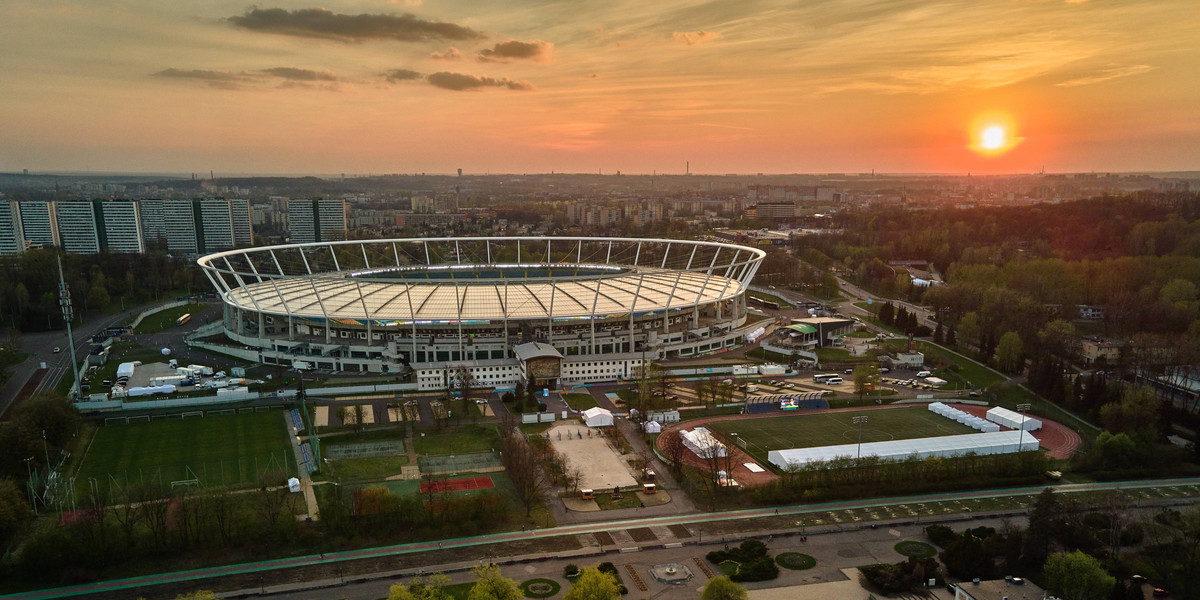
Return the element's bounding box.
[682,427,728,458]
[986,406,1042,431]
[767,430,1040,469]
[928,402,1000,433]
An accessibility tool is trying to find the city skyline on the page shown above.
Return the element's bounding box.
[2,1,1198,175]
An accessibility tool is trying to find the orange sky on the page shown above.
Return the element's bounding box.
[1,1,1197,175]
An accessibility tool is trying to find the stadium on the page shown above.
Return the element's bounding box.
[196,237,765,391]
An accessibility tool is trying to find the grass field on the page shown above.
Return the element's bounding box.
[563,393,598,411]
[706,406,977,463]
[135,303,202,333]
[412,424,501,456]
[75,411,293,492]
[328,454,410,482]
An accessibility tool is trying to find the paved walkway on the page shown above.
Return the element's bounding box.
[285,412,320,520]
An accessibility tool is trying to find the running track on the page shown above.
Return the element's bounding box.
[5,477,1199,600]
[658,402,1083,487]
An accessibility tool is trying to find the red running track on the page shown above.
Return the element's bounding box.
[419,476,495,494]
[657,403,1083,488]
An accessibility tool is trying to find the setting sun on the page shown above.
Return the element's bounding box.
[981,126,1006,150]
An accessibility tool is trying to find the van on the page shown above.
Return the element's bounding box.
[916,370,932,378]
[826,377,843,385]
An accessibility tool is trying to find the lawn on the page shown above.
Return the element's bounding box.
[412,424,501,456]
[328,454,409,482]
[706,406,977,464]
[563,393,598,412]
[747,290,795,310]
[135,303,203,333]
[593,492,643,510]
[74,411,292,493]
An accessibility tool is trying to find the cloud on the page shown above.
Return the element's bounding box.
[672,31,720,46]
[1056,64,1153,87]
[151,68,250,89]
[426,71,534,91]
[261,67,337,81]
[227,8,484,43]
[477,40,552,63]
[384,68,423,82]
[431,46,462,60]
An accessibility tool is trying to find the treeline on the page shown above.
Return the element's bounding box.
[800,193,1200,338]
[0,248,208,331]
[752,450,1050,505]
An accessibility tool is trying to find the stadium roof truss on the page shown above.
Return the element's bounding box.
[197,237,766,325]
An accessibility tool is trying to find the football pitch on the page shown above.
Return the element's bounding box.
[75,411,294,493]
[706,406,977,464]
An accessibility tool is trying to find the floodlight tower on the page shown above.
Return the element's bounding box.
[853,415,869,459]
[1016,403,1032,452]
[57,254,81,401]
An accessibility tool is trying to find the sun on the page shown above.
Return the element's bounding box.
[968,114,1022,156]
[981,126,1006,150]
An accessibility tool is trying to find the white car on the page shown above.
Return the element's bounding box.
[53,347,62,353]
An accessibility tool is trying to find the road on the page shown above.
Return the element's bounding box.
[0,303,162,417]
[5,476,1198,600]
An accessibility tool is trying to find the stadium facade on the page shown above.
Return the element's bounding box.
[197,237,764,391]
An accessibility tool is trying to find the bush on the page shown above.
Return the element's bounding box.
[1119,523,1144,546]
[564,564,580,579]
[707,539,778,582]
[502,391,515,403]
[925,525,957,548]
[860,557,939,595]
[733,556,779,582]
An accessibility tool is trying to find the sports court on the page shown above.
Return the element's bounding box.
[706,406,976,464]
[544,422,638,491]
[419,476,495,494]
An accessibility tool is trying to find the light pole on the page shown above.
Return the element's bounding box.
[1016,403,1031,452]
[57,254,82,401]
[23,457,36,514]
[853,416,869,459]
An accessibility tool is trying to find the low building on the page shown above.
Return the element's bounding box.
[1080,337,1121,366]
[953,578,1047,600]
[790,317,854,348]
[893,351,925,369]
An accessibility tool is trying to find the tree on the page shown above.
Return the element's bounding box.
[1098,386,1161,439]
[878,302,895,326]
[500,428,549,517]
[853,363,880,401]
[701,576,748,600]
[996,331,1023,374]
[957,312,981,349]
[660,429,686,477]
[468,564,521,600]
[564,567,621,600]
[1043,551,1115,600]
[0,478,30,544]
[174,592,218,600]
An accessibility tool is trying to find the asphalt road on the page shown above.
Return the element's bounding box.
[6,476,1198,600]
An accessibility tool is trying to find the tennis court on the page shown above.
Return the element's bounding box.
[419,476,495,494]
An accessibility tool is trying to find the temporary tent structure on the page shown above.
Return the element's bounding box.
[643,421,662,433]
[768,430,1038,469]
[986,406,1042,431]
[682,427,727,458]
[582,407,614,427]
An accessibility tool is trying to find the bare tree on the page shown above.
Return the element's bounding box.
[501,431,550,517]
[660,429,686,477]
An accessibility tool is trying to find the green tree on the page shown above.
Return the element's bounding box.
[853,363,879,400]
[468,564,521,600]
[701,576,748,600]
[1043,550,1115,600]
[0,478,31,544]
[563,567,621,600]
[1098,386,1160,439]
[174,592,218,600]
[996,331,1023,373]
[957,312,981,349]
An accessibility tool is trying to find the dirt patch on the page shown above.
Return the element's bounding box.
[668,524,693,538]
[593,531,615,547]
[627,527,657,543]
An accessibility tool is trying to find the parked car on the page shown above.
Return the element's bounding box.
[53,347,61,353]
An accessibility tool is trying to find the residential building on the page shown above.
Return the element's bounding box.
[18,200,58,247]
[288,198,348,243]
[1080,337,1121,366]
[0,201,26,255]
[199,198,235,251]
[230,199,253,246]
[55,201,101,254]
[96,200,144,253]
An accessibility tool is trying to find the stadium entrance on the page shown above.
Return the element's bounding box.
[515,342,563,389]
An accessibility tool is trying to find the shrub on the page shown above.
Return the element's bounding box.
[925,525,957,548]
[732,556,779,582]
[860,557,939,595]
[564,564,580,579]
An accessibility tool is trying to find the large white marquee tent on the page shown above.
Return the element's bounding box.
[767,430,1039,470]
[682,427,728,458]
[928,402,1001,432]
[986,406,1042,431]
[582,407,614,427]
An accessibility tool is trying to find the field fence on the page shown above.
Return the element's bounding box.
[325,440,407,460]
[82,451,297,503]
[418,452,503,474]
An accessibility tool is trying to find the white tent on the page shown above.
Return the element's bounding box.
[682,427,727,458]
[986,406,1042,431]
[582,407,614,427]
[768,430,1039,469]
[116,361,141,378]
[643,421,663,433]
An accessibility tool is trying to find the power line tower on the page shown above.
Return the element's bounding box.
[57,253,82,400]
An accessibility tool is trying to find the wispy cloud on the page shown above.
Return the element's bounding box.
[1056,64,1153,87]
[477,40,552,63]
[151,68,250,89]
[227,8,484,43]
[426,72,534,91]
[384,68,423,82]
[431,46,462,60]
[261,67,337,81]
[672,31,720,46]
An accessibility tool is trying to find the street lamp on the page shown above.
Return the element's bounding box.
[1016,403,1032,452]
[853,416,869,459]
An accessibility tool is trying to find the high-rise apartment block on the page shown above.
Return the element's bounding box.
[288,198,347,243]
